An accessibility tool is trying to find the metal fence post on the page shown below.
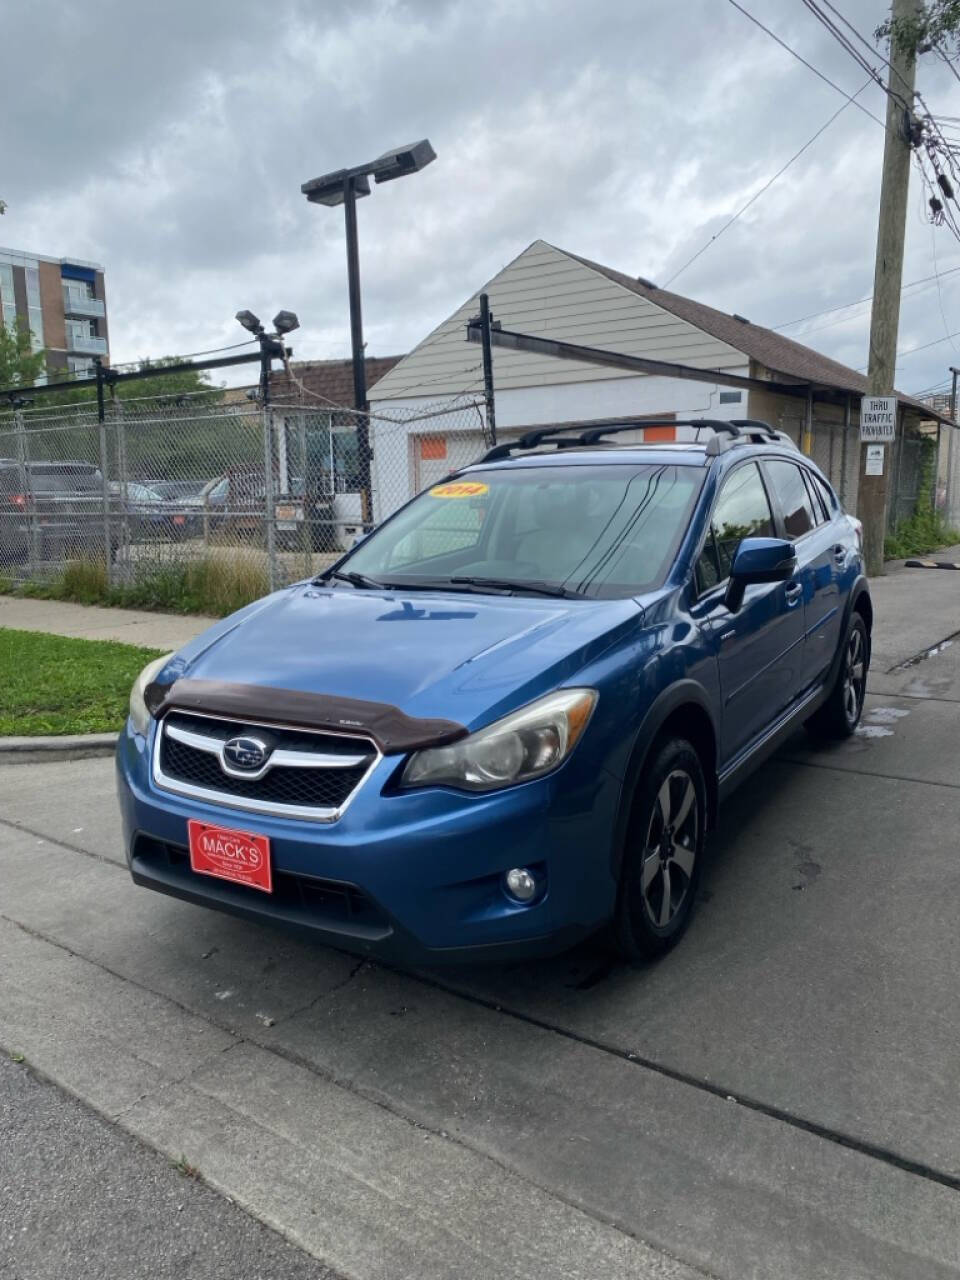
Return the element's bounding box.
[13,407,37,579]
[114,394,130,576]
[95,359,113,587]
[263,405,278,592]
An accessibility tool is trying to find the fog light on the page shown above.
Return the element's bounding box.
[504,867,537,903]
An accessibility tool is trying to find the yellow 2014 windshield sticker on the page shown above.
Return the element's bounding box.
[429,481,489,498]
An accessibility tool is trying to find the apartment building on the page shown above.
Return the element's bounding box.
[0,245,109,379]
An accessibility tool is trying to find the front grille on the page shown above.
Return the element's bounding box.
[133,835,391,938]
[155,711,378,818]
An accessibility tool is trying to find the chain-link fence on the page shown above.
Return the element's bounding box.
[0,387,489,604]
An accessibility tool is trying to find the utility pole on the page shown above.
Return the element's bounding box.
[857,0,922,576]
[478,293,497,447]
[949,366,959,524]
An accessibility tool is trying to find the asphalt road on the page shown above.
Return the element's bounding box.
[3,560,960,1278]
[0,1055,340,1280]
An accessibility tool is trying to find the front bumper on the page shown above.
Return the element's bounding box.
[116,720,622,964]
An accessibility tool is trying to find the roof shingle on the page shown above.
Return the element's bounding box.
[562,247,943,420]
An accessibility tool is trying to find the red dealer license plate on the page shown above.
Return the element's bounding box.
[187,820,272,893]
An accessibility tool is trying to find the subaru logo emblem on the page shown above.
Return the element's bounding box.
[222,736,269,771]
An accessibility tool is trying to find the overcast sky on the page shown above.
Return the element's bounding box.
[4,0,960,398]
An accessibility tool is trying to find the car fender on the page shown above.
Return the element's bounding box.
[608,677,719,879]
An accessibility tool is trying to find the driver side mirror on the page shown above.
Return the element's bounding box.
[724,537,796,612]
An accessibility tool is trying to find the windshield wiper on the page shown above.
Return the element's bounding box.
[322,569,387,590]
[449,576,575,598]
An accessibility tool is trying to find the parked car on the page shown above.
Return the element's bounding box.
[179,471,338,550]
[0,459,117,567]
[147,480,207,539]
[108,481,176,540]
[117,419,871,964]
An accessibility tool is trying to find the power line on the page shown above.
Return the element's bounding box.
[930,223,960,355]
[107,338,259,373]
[857,329,960,369]
[819,0,897,77]
[725,0,885,127]
[772,263,960,329]
[664,76,873,287]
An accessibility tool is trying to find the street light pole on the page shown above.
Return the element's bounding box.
[343,177,367,415]
[302,140,436,528]
[342,175,372,523]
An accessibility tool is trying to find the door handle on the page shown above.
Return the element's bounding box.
[784,582,803,606]
[833,543,846,565]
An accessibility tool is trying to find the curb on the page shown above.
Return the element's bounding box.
[0,732,118,765]
[904,558,960,570]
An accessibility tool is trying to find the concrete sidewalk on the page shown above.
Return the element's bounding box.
[0,595,212,651]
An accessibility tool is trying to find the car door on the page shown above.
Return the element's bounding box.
[692,461,806,764]
[762,458,843,690]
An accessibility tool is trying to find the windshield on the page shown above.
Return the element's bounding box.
[341,463,704,598]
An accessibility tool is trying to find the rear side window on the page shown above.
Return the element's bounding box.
[765,460,815,538]
[697,462,775,591]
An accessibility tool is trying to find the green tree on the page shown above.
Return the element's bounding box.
[42,356,224,408]
[876,2,960,57]
[0,319,46,392]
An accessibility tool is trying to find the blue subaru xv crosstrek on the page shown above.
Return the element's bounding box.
[116,419,871,963]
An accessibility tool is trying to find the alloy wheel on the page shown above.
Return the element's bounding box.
[843,627,866,726]
[638,769,699,929]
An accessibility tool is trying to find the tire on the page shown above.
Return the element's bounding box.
[613,738,707,962]
[805,612,869,741]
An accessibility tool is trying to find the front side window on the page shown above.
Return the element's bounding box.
[765,460,816,539]
[344,463,705,599]
[697,462,775,590]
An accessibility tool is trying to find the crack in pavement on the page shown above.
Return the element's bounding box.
[0,813,124,867]
[5,831,960,1204]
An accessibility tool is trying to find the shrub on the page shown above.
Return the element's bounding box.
[884,435,960,559]
[0,554,270,618]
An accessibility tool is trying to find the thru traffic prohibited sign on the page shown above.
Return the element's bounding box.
[860,396,897,442]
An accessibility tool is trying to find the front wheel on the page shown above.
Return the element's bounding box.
[805,612,868,741]
[612,738,707,962]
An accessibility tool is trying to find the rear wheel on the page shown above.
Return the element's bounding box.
[613,738,707,962]
[805,612,868,741]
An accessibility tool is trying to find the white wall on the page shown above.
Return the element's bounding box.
[369,240,747,401]
[368,370,753,520]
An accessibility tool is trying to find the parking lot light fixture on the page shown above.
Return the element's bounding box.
[235,310,264,336]
[273,311,300,336]
[236,309,295,406]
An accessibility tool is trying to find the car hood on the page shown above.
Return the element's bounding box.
[171,583,645,734]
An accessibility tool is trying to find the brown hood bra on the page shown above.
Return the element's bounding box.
[145,678,468,755]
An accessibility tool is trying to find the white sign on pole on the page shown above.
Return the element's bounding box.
[860,396,897,442]
[865,444,885,476]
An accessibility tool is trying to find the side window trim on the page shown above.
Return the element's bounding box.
[800,467,829,526]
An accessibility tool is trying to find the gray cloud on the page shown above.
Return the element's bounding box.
[3,0,960,396]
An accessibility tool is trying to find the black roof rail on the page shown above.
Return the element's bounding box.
[478,418,745,463]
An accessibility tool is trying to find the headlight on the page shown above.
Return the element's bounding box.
[128,653,174,738]
[401,688,597,793]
